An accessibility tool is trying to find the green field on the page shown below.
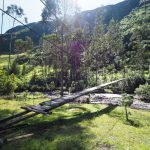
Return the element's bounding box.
[0,97,150,150]
[0,55,17,68]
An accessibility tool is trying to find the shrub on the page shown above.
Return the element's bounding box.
[122,94,133,121]
[70,80,85,93]
[135,84,150,101]
[9,60,20,76]
[16,78,29,92]
[29,74,57,92]
[146,76,150,84]
[22,64,26,76]
[5,78,17,95]
[112,74,146,94]
[0,71,17,95]
[22,65,34,75]
[45,82,55,91]
[0,70,7,95]
[16,54,30,64]
[49,81,55,91]
[88,77,97,87]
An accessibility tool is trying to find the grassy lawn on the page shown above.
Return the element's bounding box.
[0,97,150,150]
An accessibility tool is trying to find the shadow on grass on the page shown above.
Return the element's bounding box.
[67,105,90,112]
[0,105,117,150]
[108,111,142,127]
[0,109,17,120]
[125,119,142,127]
[26,105,116,130]
[1,105,117,137]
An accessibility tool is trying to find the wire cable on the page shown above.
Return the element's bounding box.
[0,8,62,52]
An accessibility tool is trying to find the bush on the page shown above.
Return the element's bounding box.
[70,80,85,93]
[0,70,7,95]
[0,71,17,95]
[0,70,26,95]
[9,60,20,76]
[122,94,133,107]
[88,77,97,87]
[112,74,146,94]
[16,54,30,64]
[29,74,56,92]
[22,65,34,75]
[5,78,17,95]
[135,84,150,101]
[146,76,150,84]
[122,94,133,121]
[16,78,29,92]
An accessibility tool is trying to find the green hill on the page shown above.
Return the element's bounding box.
[0,0,140,54]
[0,21,55,53]
[120,3,150,36]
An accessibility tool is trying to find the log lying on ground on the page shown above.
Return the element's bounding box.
[23,78,126,113]
[0,78,125,130]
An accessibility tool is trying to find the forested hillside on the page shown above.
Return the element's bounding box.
[0,0,140,53]
[120,3,150,36]
[0,0,150,149]
[120,3,150,71]
[0,21,55,53]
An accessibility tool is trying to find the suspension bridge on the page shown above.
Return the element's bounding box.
[0,78,125,130]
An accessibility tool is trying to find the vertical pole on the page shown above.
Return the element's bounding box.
[8,19,15,73]
[125,106,128,121]
[60,25,64,97]
[1,0,4,34]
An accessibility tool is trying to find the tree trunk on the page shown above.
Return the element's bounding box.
[60,26,64,97]
[8,19,15,73]
[96,59,98,85]
[125,106,128,121]
[123,66,126,78]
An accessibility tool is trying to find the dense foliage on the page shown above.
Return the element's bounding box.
[0,0,149,97]
[135,84,150,101]
[0,0,140,53]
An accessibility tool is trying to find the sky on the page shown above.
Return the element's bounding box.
[0,0,124,33]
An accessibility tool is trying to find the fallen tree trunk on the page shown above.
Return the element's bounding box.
[0,78,125,130]
[24,79,126,113]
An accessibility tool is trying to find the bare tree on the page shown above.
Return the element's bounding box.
[41,0,76,96]
[6,5,24,72]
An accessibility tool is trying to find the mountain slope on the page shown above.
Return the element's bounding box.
[0,21,55,53]
[0,0,141,53]
[120,3,150,68]
[80,0,140,28]
[120,3,150,36]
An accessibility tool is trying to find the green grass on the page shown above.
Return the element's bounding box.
[24,65,54,81]
[0,54,54,82]
[0,98,150,150]
[0,55,17,68]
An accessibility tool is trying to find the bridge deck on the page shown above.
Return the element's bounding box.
[22,79,125,114]
[0,78,125,130]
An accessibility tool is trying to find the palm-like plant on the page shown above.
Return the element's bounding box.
[122,94,133,121]
[6,5,24,72]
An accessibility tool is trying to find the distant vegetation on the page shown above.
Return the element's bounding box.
[0,0,149,149]
[0,0,149,99]
[0,0,140,53]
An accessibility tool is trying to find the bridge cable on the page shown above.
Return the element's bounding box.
[0,8,63,53]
